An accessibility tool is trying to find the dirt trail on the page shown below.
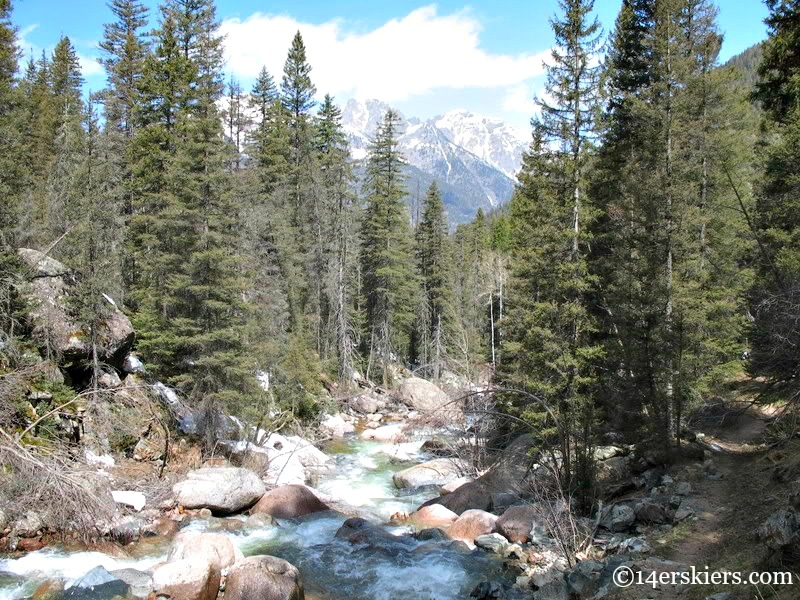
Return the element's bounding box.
[662,404,771,566]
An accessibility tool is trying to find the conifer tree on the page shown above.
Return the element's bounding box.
[361,109,416,383]
[129,0,252,435]
[315,94,358,381]
[414,181,453,379]
[499,0,603,500]
[593,0,754,446]
[750,0,800,394]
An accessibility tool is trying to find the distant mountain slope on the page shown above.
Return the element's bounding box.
[342,99,527,224]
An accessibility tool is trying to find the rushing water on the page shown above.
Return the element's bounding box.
[0,435,505,599]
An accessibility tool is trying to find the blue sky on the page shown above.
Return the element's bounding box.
[11,0,769,130]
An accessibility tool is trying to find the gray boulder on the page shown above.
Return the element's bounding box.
[152,558,219,600]
[600,504,635,532]
[17,248,134,367]
[392,458,466,489]
[110,568,153,599]
[173,467,265,514]
[350,392,379,414]
[225,555,305,600]
[395,377,451,413]
[475,533,509,554]
[64,566,130,600]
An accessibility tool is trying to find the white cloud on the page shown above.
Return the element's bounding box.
[78,53,104,78]
[220,5,550,104]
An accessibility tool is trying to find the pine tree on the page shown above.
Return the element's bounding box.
[414,181,453,379]
[750,0,800,394]
[499,0,603,500]
[361,109,416,383]
[593,0,754,446]
[129,0,252,438]
[99,0,149,139]
[0,0,23,343]
[315,94,358,381]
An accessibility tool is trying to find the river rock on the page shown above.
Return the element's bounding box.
[410,504,459,528]
[600,504,635,532]
[350,393,379,414]
[17,248,135,368]
[167,531,242,571]
[392,458,466,489]
[31,580,63,600]
[395,377,450,413]
[110,568,153,598]
[12,510,43,538]
[447,509,498,545]
[173,467,265,514]
[475,533,509,554]
[225,555,305,600]
[335,517,414,548]
[0,507,6,531]
[420,439,454,457]
[359,424,405,443]
[420,480,492,515]
[440,476,472,494]
[64,566,130,600]
[251,485,330,519]
[152,558,220,600]
[496,504,540,543]
[254,433,332,486]
[320,414,354,438]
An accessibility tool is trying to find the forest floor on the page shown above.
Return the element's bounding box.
[617,380,799,600]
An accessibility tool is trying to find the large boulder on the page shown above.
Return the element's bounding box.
[167,531,242,571]
[335,517,414,548]
[152,558,220,600]
[64,566,130,600]
[496,504,540,543]
[410,504,459,529]
[600,504,636,533]
[350,393,379,414]
[395,377,451,413]
[251,485,330,519]
[17,248,135,367]
[319,414,355,438]
[392,458,467,489]
[253,433,332,486]
[447,509,498,545]
[225,555,305,600]
[419,480,493,515]
[173,467,265,514]
[359,424,405,443]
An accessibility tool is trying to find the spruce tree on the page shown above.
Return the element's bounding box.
[499,0,603,500]
[414,181,453,379]
[315,94,358,381]
[361,109,416,383]
[750,0,800,394]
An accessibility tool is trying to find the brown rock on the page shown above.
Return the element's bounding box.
[225,555,305,600]
[152,558,219,600]
[496,504,539,543]
[17,537,46,552]
[410,504,459,529]
[419,480,492,515]
[167,531,241,571]
[251,485,329,519]
[32,580,63,600]
[447,509,498,544]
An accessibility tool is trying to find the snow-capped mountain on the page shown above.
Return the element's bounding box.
[341,99,528,224]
